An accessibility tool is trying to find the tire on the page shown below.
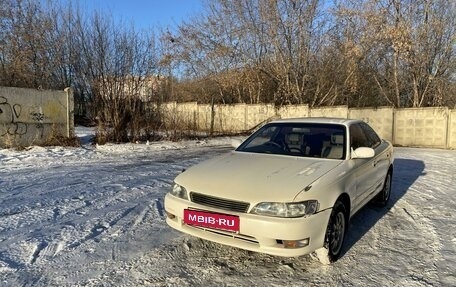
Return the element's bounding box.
[374,170,392,207]
[323,200,348,263]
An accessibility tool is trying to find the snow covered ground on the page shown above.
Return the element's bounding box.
[0,127,454,286]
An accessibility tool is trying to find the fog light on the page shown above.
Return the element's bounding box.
[282,238,310,249]
[166,211,176,219]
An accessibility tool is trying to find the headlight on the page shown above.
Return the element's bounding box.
[250,200,319,218]
[170,183,189,200]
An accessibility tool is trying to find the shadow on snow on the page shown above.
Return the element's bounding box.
[341,158,426,258]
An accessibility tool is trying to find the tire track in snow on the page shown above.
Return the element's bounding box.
[30,241,48,264]
[0,143,233,286]
[68,206,136,249]
[152,198,165,218]
[131,204,150,228]
[146,237,306,286]
[5,145,454,286]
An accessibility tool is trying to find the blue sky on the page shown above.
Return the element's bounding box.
[64,0,204,30]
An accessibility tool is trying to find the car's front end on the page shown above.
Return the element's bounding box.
[164,187,332,257]
[164,149,341,257]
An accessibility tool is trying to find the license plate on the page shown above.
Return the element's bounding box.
[184,209,240,232]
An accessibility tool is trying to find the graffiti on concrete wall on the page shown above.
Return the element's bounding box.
[0,96,46,141]
[0,86,73,147]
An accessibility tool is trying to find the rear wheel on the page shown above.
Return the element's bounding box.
[374,170,392,207]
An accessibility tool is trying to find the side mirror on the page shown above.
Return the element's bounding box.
[231,138,243,149]
[351,147,375,159]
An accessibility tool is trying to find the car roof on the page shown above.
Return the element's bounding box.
[270,117,361,125]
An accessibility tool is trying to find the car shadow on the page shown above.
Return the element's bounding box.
[340,158,426,258]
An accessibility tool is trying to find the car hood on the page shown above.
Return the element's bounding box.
[175,151,342,204]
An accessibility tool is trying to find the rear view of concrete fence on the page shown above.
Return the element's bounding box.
[0,87,74,147]
[163,102,456,149]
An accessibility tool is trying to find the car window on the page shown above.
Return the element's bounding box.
[237,123,346,159]
[360,122,381,148]
[350,124,370,149]
[247,125,279,147]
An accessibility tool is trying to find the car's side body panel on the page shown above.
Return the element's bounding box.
[351,141,393,215]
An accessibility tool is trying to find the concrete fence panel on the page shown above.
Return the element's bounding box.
[310,106,348,118]
[246,104,276,129]
[162,102,177,113]
[449,109,456,149]
[161,101,177,128]
[3,88,453,149]
[176,102,198,129]
[162,102,455,149]
[278,104,310,119]
[167,102,454,149]
[394,107,448,148]
[214,104,247,132]
[349,107,394,142]
[0,87,73,147]
[196,104,212,131]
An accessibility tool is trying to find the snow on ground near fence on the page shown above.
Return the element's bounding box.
[0,127,454,286]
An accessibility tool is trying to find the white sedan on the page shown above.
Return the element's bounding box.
[164,118,393,263]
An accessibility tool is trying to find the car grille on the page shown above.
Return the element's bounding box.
[190,192,250,213]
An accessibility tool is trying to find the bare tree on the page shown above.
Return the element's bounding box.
[336,0,456,107]
[1,0,455,141]
[0,0,164,142]
[170,0,335,107]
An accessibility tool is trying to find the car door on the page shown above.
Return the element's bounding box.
[359,122,391,197]
[349,123,378,213]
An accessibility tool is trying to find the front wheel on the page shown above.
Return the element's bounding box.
[327,201,347,262]
[313,200,348,264]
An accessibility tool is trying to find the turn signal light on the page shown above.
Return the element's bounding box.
[282,238,310,249]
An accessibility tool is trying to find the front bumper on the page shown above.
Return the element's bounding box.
[164,193,332,257]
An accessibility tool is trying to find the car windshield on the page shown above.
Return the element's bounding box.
[236,122,346,159]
